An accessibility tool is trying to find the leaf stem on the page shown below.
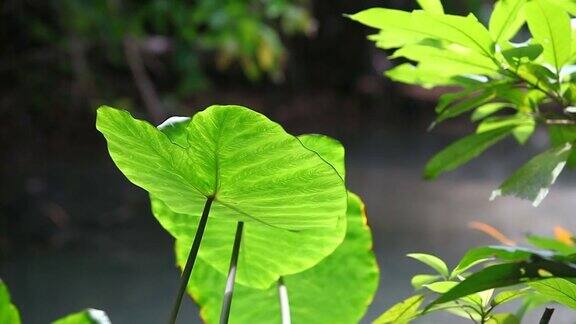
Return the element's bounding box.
[168,196,214,324]
[219,221,244,324]
[539,307,554,324]
[278,277,292,324]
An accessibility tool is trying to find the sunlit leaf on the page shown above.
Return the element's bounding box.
[407,253,449,277]
[491,143,572,206]
[491,289,528,306]
[417,0,444,14]
[152,132,348,288]
[489,0,526,44]
[423,281,458,293]
[182,193,380,323]
[96,105,347,231]
[52,309,111,324]
[526,235,576,255]
[411,274,442,290]
[529,278,576,309]
[424,127,515,180]
[452,246,543,278]
[471,103,514,122]
[373,295,424,324]
[525,0,571,71]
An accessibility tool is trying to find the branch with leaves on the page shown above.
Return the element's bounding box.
[350,0,576,206]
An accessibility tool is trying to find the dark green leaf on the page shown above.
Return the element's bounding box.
[424,127,514,180]
[428,259,576,309]
[491,143,572,206]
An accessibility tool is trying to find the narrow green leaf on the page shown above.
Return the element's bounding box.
[529,278,576,308]
[96,105,347,230]
[349,9,494,55]
[476,114,533,134]
[491,143,572,206]
[407,253,450,277]
[516,63,558,93]
[424,127,514,180]
[385,63,458,88]
[502,44,543,66]
[428,259,576,309]
[373,295,424,324]
[182,193,380,323]
[52,309,111,324]
[491,289,528,306]
[392,44,499,76]
[423,281,458,293]
[525,0,571,71]
[471,103,513,122]
[489,0,526,44]
[0,280,20,324]
[436,90,496,123]
[452,246,543,278]
[417,0,444,14]
[411,274,442,290]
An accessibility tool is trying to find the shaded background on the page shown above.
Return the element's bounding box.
[1,0,575,322]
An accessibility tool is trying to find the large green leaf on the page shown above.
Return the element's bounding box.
[152,133,347,289]
[0,281,20,324]
[491,143,572,206]
[525,0,571,71]
[529,278,576,309]
[96,105,347,230]
[424,127,515,180]
[548,124,576,168]
[373,295,424,324]
[180,193,379,323]
[52,309,111,324]
[489,0,526,44]
[428,259,576,308]
[452,246,539,277]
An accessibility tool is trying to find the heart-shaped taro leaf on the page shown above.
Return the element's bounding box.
[96,105,347,230]
[177,192,379,323]
[152,132,347,289]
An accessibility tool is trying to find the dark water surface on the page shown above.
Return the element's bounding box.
[2,128,576,323]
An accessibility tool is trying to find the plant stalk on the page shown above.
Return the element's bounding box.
[219,221,245,324]
[278,277,292,324]
[168,196,214,324]
[539,307,554,324]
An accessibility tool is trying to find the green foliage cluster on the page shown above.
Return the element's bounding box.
[350,0,576,206]
[13,0,314,112]
[376,233,576,323]
[351,0,576,322]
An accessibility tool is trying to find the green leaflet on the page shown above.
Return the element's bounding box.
[486,313,520,324]
[407,253,449,277]
[417,0,444,14]
[348,9,494,55]
[373,295,424,324]
[96,105,347,230]
[491,143,573,206]
[151,133,347,289]
[489,0,526,44]
[180,193,379,323]
[529,278,576,309]
[52,309,111,324]
[0,281,20,324]
[384,63,459,88]
[424,127,515,180]
[391,44,499,76]
[525,0,571,71]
